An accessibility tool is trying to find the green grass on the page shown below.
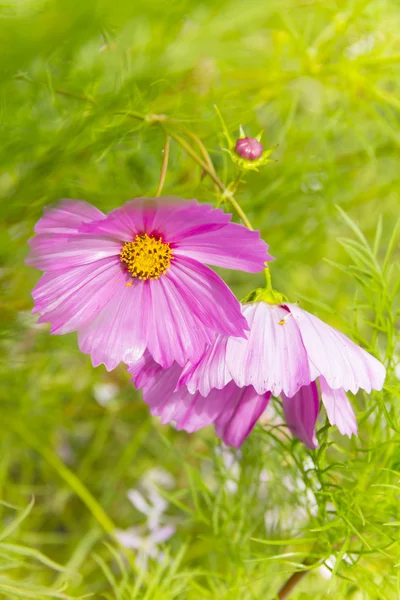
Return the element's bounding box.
[0,0,400,597]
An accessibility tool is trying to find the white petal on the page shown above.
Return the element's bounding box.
[319,376,358,437]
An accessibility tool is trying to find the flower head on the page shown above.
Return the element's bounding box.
[179,301,386,447]
[130,300,385,449]
[27,197,272,370]
[235,137,264,160]
[222,124,276,171]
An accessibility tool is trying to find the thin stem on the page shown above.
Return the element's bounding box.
[169,131,254,230]
[277,569,308,599]
[116,110,146,121]
[213,104,233,146]
[14,74,97,105]
[115,110,254,229]
[230,170,243,194]
[264,266,273,291]
[177,126,217,177]
[155,134,170,196]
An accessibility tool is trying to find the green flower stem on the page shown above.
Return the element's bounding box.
[213,104,233,146]
[168,131,254,230]
[177,125,219,180]
[120,109,255,230]
[155,134,170,196]
[230,170,243,195]
[14,73,98,105]
[264,265,273,291]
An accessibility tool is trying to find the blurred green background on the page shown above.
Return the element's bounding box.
[0,0,399,598]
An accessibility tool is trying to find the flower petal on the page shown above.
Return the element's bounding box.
[32,257,125,334]
[78,278,150,370]
[145,273,215,368]
[150,198,230,242]
[179,335,232,397]
[129,358,232,433]
[174,222,272,272]
[79,197,230,243]
[27,234,121,271]
[319,376,358,438]
[131,356,269,446]
[214,386,271,448]
[169,256,248,339]
[115,528,144,549]
[129,352,160,389]
[287,304,386,394]
[127,490,151,515]
[282,382,319,449]
[34,199,104,235]
[80,252,245,370]
[149,525,176,544]
[78,198,154,240]
[174,387,233,434]
[226,302,311,396]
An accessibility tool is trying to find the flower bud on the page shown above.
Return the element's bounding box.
[234,137,263,161]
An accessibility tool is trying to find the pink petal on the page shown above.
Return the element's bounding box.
[174,222,272,272]
[129,358,232,433]
[319,376,358,438]
[226,302,311,396]
[78,259,224,370]
[149,525,176,544]
[150,198,230,242]
[174,386,233,433]
[145,273,215,368]
[115,528,144,549]
[34,199,104,234]
[79,251,249,371]
[169,256,248,339]
[287,304,386,394]
[32,257,125,334]
[179,335,232,397]
[27,234,121,271]
[78,278,150,370]
[79,198,154,240]
[129,353,161,389]
[162,387,232,434]
[127,490,151,515]
[214,386,271,448]
[79,198,230,243]
[282,383,319,449]
[130,356,269,446]
[131,360,182,414]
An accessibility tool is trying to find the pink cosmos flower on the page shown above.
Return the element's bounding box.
[129,301,385,449]
[179,301,386,447]
[26,198,271,370]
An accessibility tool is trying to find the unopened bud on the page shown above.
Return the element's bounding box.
[234,137,263,161]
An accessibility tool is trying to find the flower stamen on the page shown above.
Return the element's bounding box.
[278,313,292,326]
[120,234,173,280]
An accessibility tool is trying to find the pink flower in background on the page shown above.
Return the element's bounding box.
[116,467,176,570]
[179,302,386,448]
[26,198,272,370]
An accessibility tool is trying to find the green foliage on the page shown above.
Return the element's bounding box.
[0,0,399,597]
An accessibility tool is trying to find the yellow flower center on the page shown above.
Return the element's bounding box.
[120,233,173,280]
